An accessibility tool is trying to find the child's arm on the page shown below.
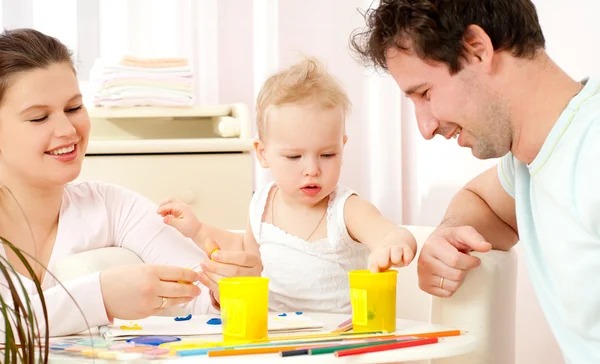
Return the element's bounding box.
[157,198,262,307]
[156,198,257,254]
[344,195,417,272]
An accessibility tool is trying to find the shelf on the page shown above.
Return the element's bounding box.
[86,105,232,119]
[86,138,254,155]
[85,103,254,153]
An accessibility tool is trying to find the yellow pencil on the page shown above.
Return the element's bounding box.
[207,343,326,357]
[406,329,464,338]
[332,323,353,333]
[207,330,465,357]
[253,330,385,343]
[207,334,412,357]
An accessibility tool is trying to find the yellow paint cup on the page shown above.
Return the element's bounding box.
[218,277,269,342]
[348,269,397,333]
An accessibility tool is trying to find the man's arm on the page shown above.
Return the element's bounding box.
[438,165,519,251]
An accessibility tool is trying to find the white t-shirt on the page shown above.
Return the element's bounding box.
[498,78,600,363]
[0,181,214,337]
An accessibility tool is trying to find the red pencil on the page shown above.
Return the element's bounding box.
[334,337,438,357]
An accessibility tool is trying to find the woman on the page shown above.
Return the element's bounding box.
[0,28,260,337]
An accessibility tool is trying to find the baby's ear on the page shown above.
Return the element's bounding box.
[343,134,348,145]
[253,138,269,168]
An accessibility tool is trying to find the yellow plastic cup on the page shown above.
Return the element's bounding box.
[218,277,269,342]
[348,270,397,333]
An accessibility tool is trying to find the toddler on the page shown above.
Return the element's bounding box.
[158,57,417,313]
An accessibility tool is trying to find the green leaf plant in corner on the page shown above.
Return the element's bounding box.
[0,186,95,363]
[0,238,49,363]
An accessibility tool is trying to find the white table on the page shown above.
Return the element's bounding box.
[49,313,476,363]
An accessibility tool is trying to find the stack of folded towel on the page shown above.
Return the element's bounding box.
[89,56,194,107]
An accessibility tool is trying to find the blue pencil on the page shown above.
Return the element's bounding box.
[176,338,365,356]
[177,347,225,356]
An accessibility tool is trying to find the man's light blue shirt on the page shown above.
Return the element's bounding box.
[498,78,600,363]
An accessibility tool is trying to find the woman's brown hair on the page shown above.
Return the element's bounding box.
[0,28,73,104]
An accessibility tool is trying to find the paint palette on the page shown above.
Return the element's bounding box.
[49,336,250,360]
[48,313,325,361]
[48,338,173,361]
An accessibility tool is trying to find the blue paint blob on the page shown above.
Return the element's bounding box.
[174,314,192,321]
[126,336,180,346]
[206,318,222,325]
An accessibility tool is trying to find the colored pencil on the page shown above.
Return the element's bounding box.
[334,337,439,357]
[179,341,322,356]
[331,318,353,333]
[206,334,417,358]
[207,343,331,357]
[177,347,222,356]
[202,330,463,357]
[279,337,414,357]
[182,333,400,357]
[279,348,311,357]
[253,330,384,343]
[209,336,384,352]
[274,328,460,343]
[332,324,353,333]
[308,338,413,355]
[404,329,463,338]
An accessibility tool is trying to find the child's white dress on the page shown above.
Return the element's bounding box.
[249,182,369,313]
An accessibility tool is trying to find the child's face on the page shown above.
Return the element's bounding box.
[256,102,346,205]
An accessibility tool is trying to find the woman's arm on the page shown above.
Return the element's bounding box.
[0,271,109,337]
[100,182,219,314]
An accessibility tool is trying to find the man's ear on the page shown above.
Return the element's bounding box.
[461,24,494,74]
[253,138,269,168]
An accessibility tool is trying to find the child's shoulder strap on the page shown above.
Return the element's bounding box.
[249,181,275,240]
[327,184,358,244]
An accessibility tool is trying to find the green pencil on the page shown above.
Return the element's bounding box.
[257,330,384,343]
[308,338,412,355]
[209,332,391,352]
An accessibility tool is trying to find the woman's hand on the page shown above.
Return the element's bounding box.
[198,238,262,304]
[100,264,201,320]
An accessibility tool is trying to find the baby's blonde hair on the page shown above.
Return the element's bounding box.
[255,56,351,139]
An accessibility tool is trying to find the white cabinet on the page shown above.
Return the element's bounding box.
[78,104,254,230]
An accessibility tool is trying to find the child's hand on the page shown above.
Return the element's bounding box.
[368,243,415,273]
[156,198,201,238]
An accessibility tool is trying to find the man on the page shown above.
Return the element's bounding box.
[350,1,599,362]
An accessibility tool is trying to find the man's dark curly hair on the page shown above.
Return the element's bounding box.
[350,0,546,74]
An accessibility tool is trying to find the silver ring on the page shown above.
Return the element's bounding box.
[158,296,168,309]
